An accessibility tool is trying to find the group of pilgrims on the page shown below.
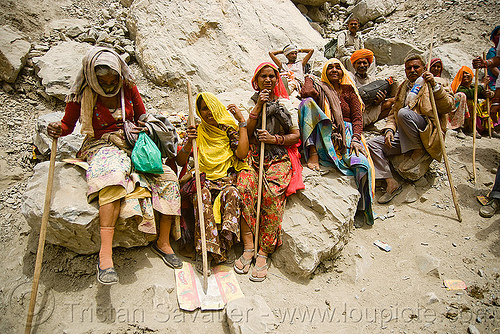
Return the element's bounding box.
[46,21,500,285]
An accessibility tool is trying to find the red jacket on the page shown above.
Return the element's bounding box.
[61,85,146,139]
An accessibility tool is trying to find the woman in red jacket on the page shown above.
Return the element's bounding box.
[48,47,182,285]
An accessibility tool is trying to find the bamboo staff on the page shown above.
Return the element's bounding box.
[187,82,208,293]
[426,36,462,222]
[484,51,492,139]
[254,103,266,258]
[25,137,58,334]
[472,67,479,183]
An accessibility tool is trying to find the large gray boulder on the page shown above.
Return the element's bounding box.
[365,37,423,65]
[273,167,359,277]
[127,0,325,92]
[21,162,152,255]
[33,112,85,160]
[0,25,31,83]
[226,296,274,334]
[33,41,93,101]
[423,45,471,81]
[348,0,396,25]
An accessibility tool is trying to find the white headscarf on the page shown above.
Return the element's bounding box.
[283,44,298,57]
[66,47,135,137]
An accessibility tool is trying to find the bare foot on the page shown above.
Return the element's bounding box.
[307,154,320,171]
[385,178,400,194]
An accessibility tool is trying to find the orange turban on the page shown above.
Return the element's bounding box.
[350,49,374,65]
[451,66,474,93]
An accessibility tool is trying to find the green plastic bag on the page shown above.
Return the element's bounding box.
[131,132,164,174]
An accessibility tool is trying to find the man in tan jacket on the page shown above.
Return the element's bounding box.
[367,54,454,204]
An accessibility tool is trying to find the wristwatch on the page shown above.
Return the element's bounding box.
[239,121,247,128]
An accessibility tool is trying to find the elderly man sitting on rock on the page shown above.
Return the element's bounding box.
[367,54,454,204]
[349,48,395,127]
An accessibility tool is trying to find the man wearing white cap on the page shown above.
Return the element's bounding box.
[269,44,314,95]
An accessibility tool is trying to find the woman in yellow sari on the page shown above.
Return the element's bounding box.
[177,92,249,274]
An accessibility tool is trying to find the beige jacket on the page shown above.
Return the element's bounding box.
[383,77,454,161]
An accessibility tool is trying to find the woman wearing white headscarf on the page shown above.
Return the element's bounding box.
[48,47,182,285]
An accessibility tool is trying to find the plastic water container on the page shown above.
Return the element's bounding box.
[405,76,425,107]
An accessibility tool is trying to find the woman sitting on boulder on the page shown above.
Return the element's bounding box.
[235,62,303,282]
[176,92,249,274]
[298,58,375,227]
[47,47,182,285]
[450,65,494,138]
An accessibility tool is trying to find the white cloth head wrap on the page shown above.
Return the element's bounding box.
[283,44,298,57]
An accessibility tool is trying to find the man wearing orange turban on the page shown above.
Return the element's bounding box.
[348,48,394,127]
[351,49,374,66]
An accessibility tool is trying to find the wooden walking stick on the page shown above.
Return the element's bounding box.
[484,51,492,139]
[472,67,479,183]
[187,82,208,293]
[425,36,462,222]
[254,103,266,258]
[25,137,58,334]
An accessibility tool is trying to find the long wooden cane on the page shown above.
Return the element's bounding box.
[254,103,266,258]
[484,51,492,139]
[25,137,58,334]
[187,82,208,293]
[472,68,479,183]
[426,37,462,222]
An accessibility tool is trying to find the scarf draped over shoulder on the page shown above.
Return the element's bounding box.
[65,47,136,137]
[196,92,249,180]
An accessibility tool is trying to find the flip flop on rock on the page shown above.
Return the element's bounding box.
[378,184,403,204]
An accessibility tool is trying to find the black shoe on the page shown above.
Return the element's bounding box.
[151,242,183,269]
[97,262,118,285]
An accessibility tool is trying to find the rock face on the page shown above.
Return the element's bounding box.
[423,45,472,80]
[21,162,151,254]
[226,295,274,334]
[349,0,397,25]
[32,41,92,101]
[292,0,329,7]
[48,19,89,38]
[0,25,31,83]
[127,0,325,92]
[273,167,359,278]
[365,37,423,65]
[33,112,85,160]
